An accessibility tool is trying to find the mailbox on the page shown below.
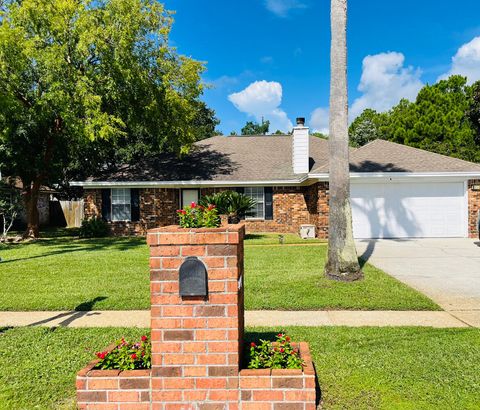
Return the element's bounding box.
[179,256,208,297]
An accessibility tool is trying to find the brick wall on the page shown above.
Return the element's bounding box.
[244,184,329,238]
[83,185,330,238]
[83,188,180,236]
[468,180,480,239]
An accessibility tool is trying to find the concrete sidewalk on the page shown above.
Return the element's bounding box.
[0,309,478,328]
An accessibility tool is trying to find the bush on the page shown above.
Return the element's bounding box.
[248,333,304,370]
[95,335,151,370]
[199,191,256,223]
[79,216,110,238]
[177,202,219,228]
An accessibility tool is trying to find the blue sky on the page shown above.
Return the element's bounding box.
[163,0,480,134]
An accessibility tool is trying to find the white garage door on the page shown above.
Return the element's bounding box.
[351,181,467,239]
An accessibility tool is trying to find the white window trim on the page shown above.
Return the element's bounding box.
[245,187,265,220]
[111,188,132,222]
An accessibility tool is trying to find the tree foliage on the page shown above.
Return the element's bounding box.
[241,120,270,135]
[349,76,480,162]
[0,0,217,237]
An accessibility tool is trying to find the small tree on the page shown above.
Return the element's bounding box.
[241,120,270,135]
[0,184,22,240]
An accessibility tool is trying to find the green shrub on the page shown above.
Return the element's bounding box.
[199,191,256,223]
[79,216,110,238]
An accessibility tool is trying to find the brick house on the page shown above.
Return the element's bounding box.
[72,119,480,239]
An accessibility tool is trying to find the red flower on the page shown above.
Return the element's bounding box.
[250,342,256,348]
[141,335,148,342]
[207,204,216,211]
[280,348,285,353]
[285,336,290,342]
[191,202,197,208]
[277,333,284,338]
[131,354,137,360]
[96,351,107,360]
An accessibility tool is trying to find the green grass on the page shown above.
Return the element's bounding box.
[1,326,479,409]
[244,245,439,310]
[245,232,326,245]
[0,234,439,311]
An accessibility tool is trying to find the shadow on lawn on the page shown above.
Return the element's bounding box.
[1,236,147,263]
[27,297,107,327]
[244,331,322,407]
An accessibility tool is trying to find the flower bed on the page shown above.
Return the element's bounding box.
[77,343,151,409]
[239,342,316,409]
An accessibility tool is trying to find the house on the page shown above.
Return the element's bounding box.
[71,119,480,239]
[0,176,54,228]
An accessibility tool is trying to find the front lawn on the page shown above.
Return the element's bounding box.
[244,245,438,310]
[0,234,438,311]
[1,326,479,409]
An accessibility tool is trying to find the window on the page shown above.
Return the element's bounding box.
[182,189,199,207]
[245,187,265,219]
[111,188,131,221]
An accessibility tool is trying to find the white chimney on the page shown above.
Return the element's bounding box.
[292,117,310,174]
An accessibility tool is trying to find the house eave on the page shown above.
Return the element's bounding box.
[309,171,480,181]
[71,176,311,189]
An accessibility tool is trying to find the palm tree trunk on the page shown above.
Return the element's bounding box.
[325,0,362,281]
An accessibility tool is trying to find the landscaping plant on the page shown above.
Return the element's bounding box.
[79,216,110,238]
[177,203,219,228]
[248,333,304,369]
[199,191,256,223]
[95,336,151,370]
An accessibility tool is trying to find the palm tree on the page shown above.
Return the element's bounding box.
[325,0,363,281]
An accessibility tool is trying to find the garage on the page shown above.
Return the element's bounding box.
[351,181,468,239]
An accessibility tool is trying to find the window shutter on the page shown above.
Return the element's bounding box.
[131,188,140,222]
[264,187,273,220]
[101,189,111,221]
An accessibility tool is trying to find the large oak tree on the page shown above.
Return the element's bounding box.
[0,0,216,238]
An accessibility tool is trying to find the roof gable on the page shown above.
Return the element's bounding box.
[312,139,480,173]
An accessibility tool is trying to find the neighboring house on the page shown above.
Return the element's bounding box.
[0,177,53,228]
[72,119,480,239]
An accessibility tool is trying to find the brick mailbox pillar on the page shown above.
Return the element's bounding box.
[147,224,245,408]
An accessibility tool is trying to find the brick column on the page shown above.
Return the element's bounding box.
[147,224,245,409]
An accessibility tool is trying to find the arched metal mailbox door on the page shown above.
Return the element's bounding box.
[179,256,208,297]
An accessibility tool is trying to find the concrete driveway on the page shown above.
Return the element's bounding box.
[355,238,480,325]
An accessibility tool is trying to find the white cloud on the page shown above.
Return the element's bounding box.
[439,36,480,84]
[350,52,423,119]
[260,56,274,64]
[228,80,293,133]
[264,0,306,17]
[309,107,329,134]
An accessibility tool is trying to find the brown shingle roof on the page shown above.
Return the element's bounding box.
[84,136,480,184]
[312,139,480,173]
[86,135,330,182]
